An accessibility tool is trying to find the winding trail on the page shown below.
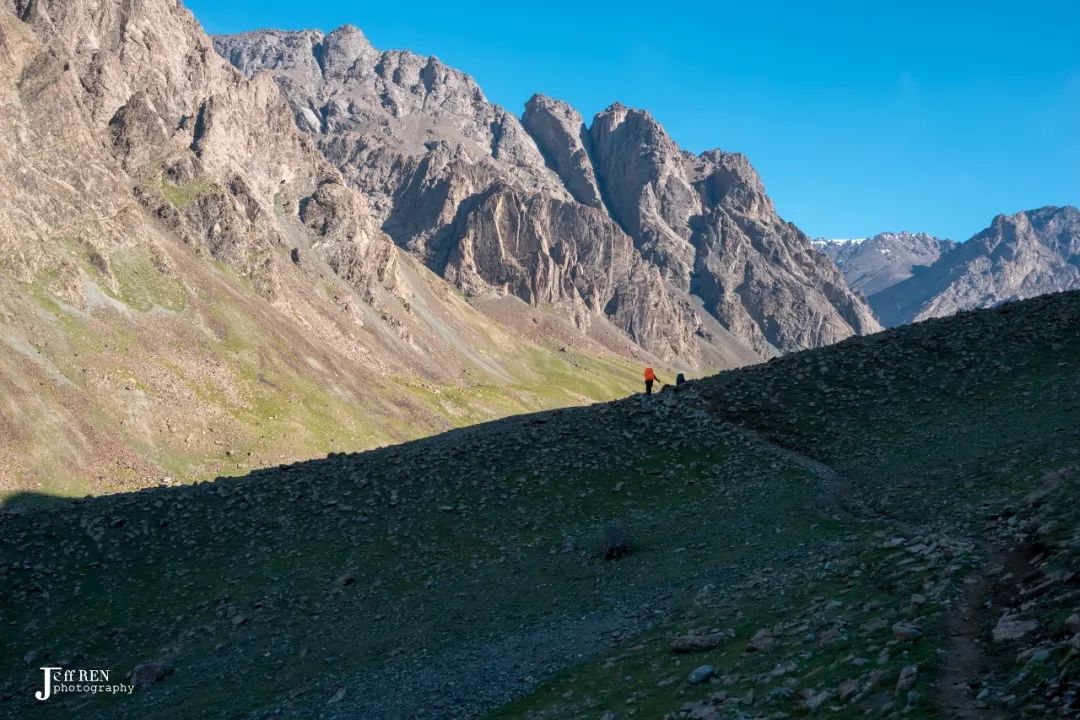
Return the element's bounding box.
[705,405,1001,720]
[708,410,885,527]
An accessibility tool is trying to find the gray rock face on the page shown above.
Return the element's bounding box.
[682,149,881,354]
[521,94,603,208]
[215,28,726,364]
[215,28,882,361]
[589,103,698,285]
[870,207,1080,326]
[3,0,395,302]
[814,232,957,297]
[585,101,881,354]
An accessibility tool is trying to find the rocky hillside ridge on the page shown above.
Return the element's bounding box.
[0,0,693,498]
[2,291,1076,719]
[813,232,956,296]
[214,26,881,359]
[870,206,1080,326]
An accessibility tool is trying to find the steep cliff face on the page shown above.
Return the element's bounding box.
[685,148,881,354]
[870,207,1080,326]
[0,2,135,284]
[215,27,736,365]
[581,103,883,355]
[216,27,882,361]
[4,0,395,303]
[521,94,604,209]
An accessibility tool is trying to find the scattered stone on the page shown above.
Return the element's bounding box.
[891,623,922,641]
[746,628,776,652]
[1065,614,1080,635]
[804,690,831,712]
[688,665,715,685]
[895,665,918,695]
[992,614,1038,642]
[837,678,859,701]
[1028,647,1051,664]
[130,661,173,688]
[672,631,729,653]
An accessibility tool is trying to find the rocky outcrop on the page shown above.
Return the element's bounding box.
[814,232,957,297]
[4,0,395,302]
[684,149,881,354]
[869,207,1080,326]
[588,103,698,286]
[216,27,882,361]
[583,104,881,354]
[521,94,603,208]
[0,4,137,282]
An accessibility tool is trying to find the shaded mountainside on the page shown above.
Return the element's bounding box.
[214,26,880,361]
[870,207,1080,326]
[0,0,685,499]
[814,232,957,297]
[2,291,1077,719]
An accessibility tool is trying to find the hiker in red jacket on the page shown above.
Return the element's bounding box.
[644,367,659,395]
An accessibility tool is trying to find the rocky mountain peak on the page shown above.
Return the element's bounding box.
[690,150,773,217]
[591,102,679,153]
[320,24,375,74]
[815,230,956,299]
[521,93,603,208]
[869,206,1079,326]
[215,28,882,362]
[588,101,699,283]
[873,230,941,244]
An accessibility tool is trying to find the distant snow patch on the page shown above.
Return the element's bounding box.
[812,237,866,245]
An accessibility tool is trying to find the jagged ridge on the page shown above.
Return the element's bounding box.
[215,26,882,362]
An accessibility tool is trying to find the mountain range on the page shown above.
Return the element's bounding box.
[0,0,653,496]
[815,206,1080,326]
[0,1,876,496]
[213,25,879,361]
[813,232,957,297]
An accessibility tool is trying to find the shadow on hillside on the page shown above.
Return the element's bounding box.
[7,289,1076,524]
[0,390,670,520]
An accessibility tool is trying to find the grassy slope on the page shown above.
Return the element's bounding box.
[0,233,656,502]
[1,292,1077,719]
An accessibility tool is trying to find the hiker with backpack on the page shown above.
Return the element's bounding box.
[644,367,659,395]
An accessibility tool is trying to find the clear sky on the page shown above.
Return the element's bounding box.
[189,0,1080,241]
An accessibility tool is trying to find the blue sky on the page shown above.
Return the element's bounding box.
[189,0,1080,241]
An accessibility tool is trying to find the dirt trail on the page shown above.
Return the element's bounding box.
[707,409,882,526]
[938,545,999,720]
[704,406,1010,720]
